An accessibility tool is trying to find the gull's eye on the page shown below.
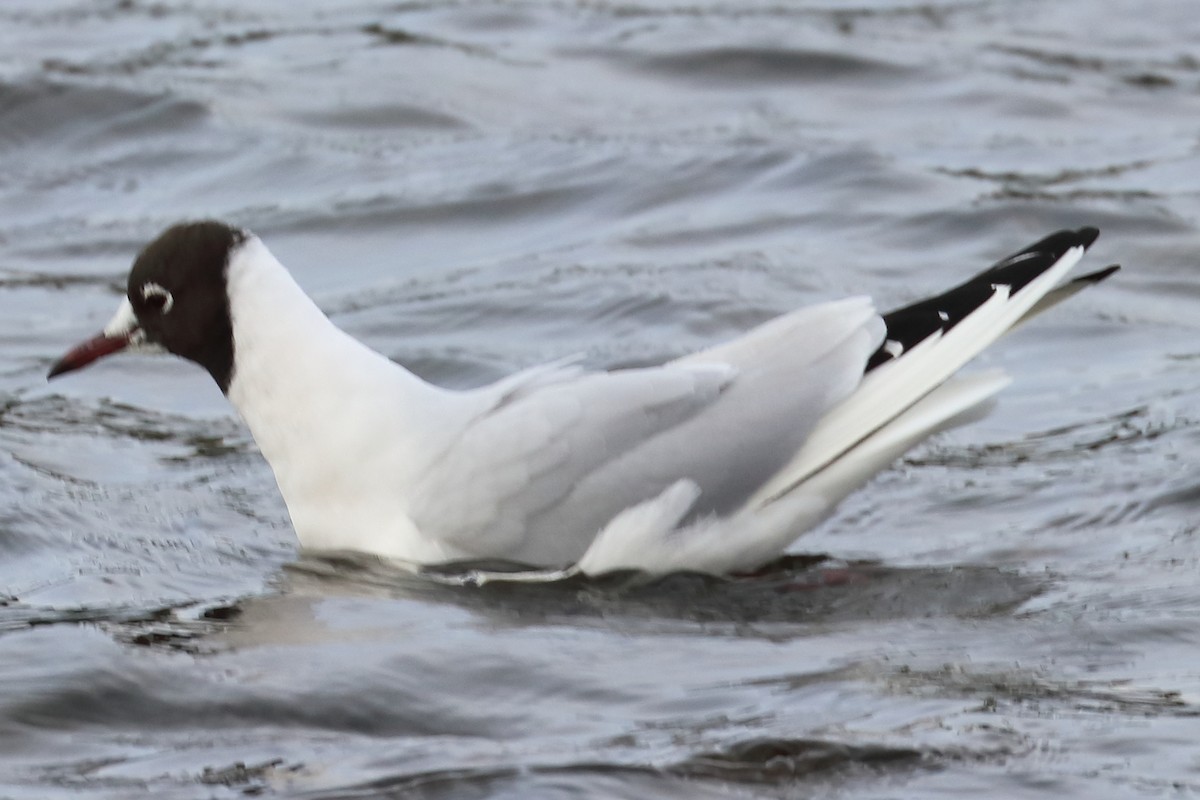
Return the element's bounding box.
[141,282,174,314]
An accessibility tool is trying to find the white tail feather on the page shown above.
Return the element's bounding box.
[750,244,1086,507]
[714,371,1013,572]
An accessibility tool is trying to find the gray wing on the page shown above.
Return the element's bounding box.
[409,361,737,563]
[411,297,883,566]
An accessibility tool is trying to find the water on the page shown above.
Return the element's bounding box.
[2,0,1199,797]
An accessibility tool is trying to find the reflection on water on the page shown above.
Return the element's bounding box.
[1,0,1199,797]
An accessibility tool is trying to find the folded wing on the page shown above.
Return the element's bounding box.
[410,297,884,565]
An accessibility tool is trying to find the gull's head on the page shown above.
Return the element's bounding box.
[48,220,247,392]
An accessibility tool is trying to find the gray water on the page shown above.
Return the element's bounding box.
[2,1,1199,797]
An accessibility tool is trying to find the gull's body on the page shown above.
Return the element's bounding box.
[49,223,1116,575]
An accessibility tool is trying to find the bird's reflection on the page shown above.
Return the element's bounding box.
[193,553,1047,651]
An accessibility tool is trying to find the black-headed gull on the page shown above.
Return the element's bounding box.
[48,223,1116,575]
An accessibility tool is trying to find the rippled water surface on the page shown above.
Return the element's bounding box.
[2,1,1199,797]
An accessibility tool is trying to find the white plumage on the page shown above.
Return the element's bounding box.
[48,222,1114,577]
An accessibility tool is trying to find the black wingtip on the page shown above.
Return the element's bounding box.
[1077,226,1100,250]
[1071,263,1120,285]
[1006,226,1099,267]
[867,227,1110,373]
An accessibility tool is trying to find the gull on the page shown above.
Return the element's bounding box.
[48,222,1116,576]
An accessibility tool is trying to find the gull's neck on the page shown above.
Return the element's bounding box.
[223,237,454,554]
[224,236,434,420]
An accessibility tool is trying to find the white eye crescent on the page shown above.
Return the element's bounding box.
[142,282,174,314]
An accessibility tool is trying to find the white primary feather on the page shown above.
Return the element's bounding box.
[750,243,1085,508]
